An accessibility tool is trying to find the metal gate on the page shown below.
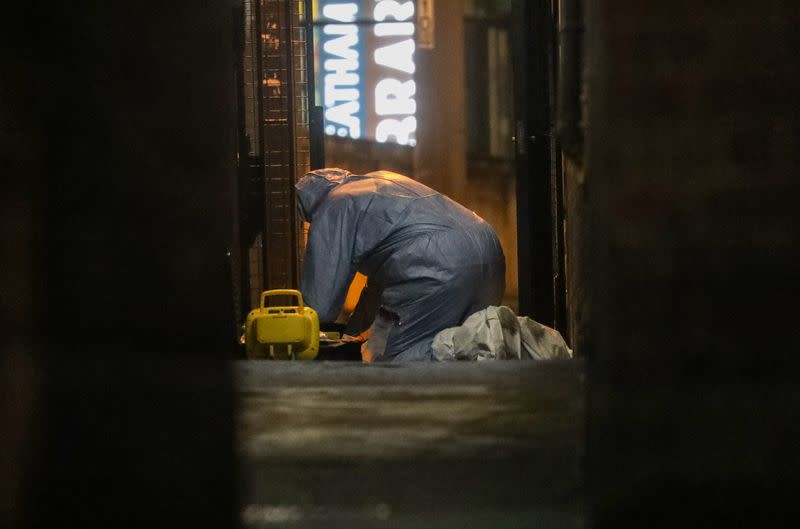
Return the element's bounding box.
[235,0,320,321]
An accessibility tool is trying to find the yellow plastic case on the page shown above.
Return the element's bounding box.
[244,289,319,360]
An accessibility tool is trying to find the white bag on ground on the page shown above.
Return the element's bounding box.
[431,306,573,361]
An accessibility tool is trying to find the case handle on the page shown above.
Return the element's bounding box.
[260,289,305,309]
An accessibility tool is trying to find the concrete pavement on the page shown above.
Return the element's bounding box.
[237,360,585,528]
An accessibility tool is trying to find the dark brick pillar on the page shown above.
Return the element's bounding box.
[581,1,800,526]
[575,0,800,527]
[1,2,238,528]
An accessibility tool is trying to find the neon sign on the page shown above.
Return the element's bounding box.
[318,1,417,146]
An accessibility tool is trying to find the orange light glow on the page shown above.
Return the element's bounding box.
[343,272,367,315]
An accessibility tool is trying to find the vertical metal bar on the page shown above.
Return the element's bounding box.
[552,142,567,335]
[285,0,299,289]
[511,0,533,316]
[305,0,325,170]
[512,0,557,325]
[304,0,316,110]
[310,106,325,169]
[232,0,248,325]
[255,0,271,291]
[550,1,568,337]
[556,0,583,159]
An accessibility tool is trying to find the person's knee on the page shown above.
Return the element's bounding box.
[383,339,434,362]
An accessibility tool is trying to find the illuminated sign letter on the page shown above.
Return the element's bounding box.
[326,101,362,138]
[323,25,359,60]
[375,22,415,37]
[374,1,415,21]
[322,3,357,22]
[376,116,417,145]
[375,79,416,116]
[374,39,415,74]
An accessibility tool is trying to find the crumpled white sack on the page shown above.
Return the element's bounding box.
[431,306,573,361]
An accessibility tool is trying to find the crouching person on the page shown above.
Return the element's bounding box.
[296,168,505,361]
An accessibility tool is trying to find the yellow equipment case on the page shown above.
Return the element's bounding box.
[244,289,319,360]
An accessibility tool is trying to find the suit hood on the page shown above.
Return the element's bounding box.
[295,168,351,222]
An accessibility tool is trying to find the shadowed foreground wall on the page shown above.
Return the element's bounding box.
[578,1,800,525]
[1,3,238,528]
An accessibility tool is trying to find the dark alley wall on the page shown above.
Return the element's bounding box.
[576,1,800,525]
[1,3,238,528]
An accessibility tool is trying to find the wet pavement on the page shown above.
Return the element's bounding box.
[236,360,585,528]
